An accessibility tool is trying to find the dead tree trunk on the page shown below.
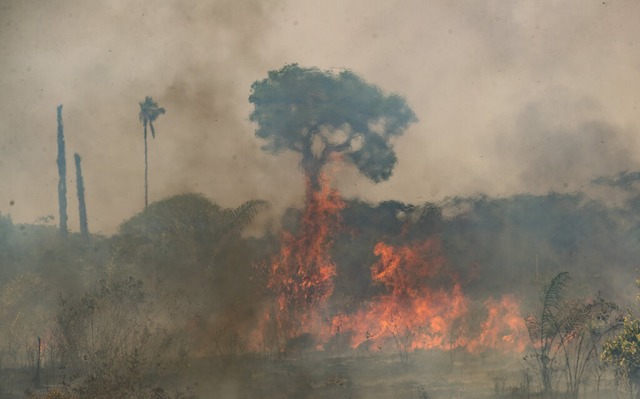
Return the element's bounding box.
[74,153,89,237]
[56,105,68,235]
[33,336,41,387]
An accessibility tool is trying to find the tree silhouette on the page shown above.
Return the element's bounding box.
[249,65,416,347]
[56,105,68,234]
[138,96,165,208]
[113,193,268,284]
[74,153,88,237]
[249,64,417,192]
[525,271,570,396]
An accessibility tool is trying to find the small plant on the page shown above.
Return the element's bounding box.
[53,277,187,398]
[417,384,431,399]
[489,371,507,399]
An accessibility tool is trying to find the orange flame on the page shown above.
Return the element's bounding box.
[254,173,528,355]
[266,173,344,341]
[330,240,528,353]
[467,295,529,353]
[331,240,469,351]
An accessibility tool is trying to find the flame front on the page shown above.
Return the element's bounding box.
[333,240,470,351]
[331,240,528,353]
[266,173,344,342]
[255,173,528,355]
[468,295,529,353]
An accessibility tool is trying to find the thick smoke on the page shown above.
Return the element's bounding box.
[3,1,640,398]
[0,0,288,234]
[494,91,636,195]
[2,0,640,232]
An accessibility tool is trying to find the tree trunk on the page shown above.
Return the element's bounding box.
[541,355,552,398]
[74,153,89,237]
[302,152,323,199]
[56,105,68,234]
[144,124,148,209]
[33,336,41,387]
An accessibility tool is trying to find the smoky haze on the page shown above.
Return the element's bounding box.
[4,2,640,398]
[1,0,640,233]
[0,0,299,233]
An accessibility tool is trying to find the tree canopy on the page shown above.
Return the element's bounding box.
[112,193,268,284]
[249,64,417,184]
[138,96,165,139]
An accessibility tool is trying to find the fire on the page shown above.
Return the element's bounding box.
[361,240,529,352]
[255,172,528,355]
[333,240,470,351]
[467,295,529,353]
[328,240,528,353]
[266,173,344,342]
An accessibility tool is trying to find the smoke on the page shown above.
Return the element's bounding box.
[5,3,640,398]
[3,0,640,234]
[0,0,290,234]
[493,89,637,195]
[594,170,640,192]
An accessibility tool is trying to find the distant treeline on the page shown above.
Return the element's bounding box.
[1,190,639,312]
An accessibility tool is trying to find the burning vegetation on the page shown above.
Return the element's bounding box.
[249,65,529,358]
[2,64,640,399]
[256,170,528,358]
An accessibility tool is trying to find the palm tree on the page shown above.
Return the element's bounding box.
[138,96,165,208]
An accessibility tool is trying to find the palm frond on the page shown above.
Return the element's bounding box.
[525,314,541,341]
[139,97,165,127]
[543,271,570,311]
[208,200,270,257]
[226,200,270,234]
[541,271,570,337]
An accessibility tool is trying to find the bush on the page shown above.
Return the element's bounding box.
[53,277,188,398]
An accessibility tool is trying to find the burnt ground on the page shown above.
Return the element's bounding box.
[150,350,618,399]
[1,350,621,399]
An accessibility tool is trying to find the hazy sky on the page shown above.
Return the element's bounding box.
[1,0,640,234]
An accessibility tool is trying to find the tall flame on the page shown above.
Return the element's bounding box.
[254,173,528,355]
[267,173,344,341]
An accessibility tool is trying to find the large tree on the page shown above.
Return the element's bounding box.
[249,64,417,192]
[249,65,416,347]
[138,96,165,208]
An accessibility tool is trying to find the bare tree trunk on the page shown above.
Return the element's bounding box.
[144,124,149,209]
[34,336,41,387]
[56,105,68,235]
[74,153,89,237]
